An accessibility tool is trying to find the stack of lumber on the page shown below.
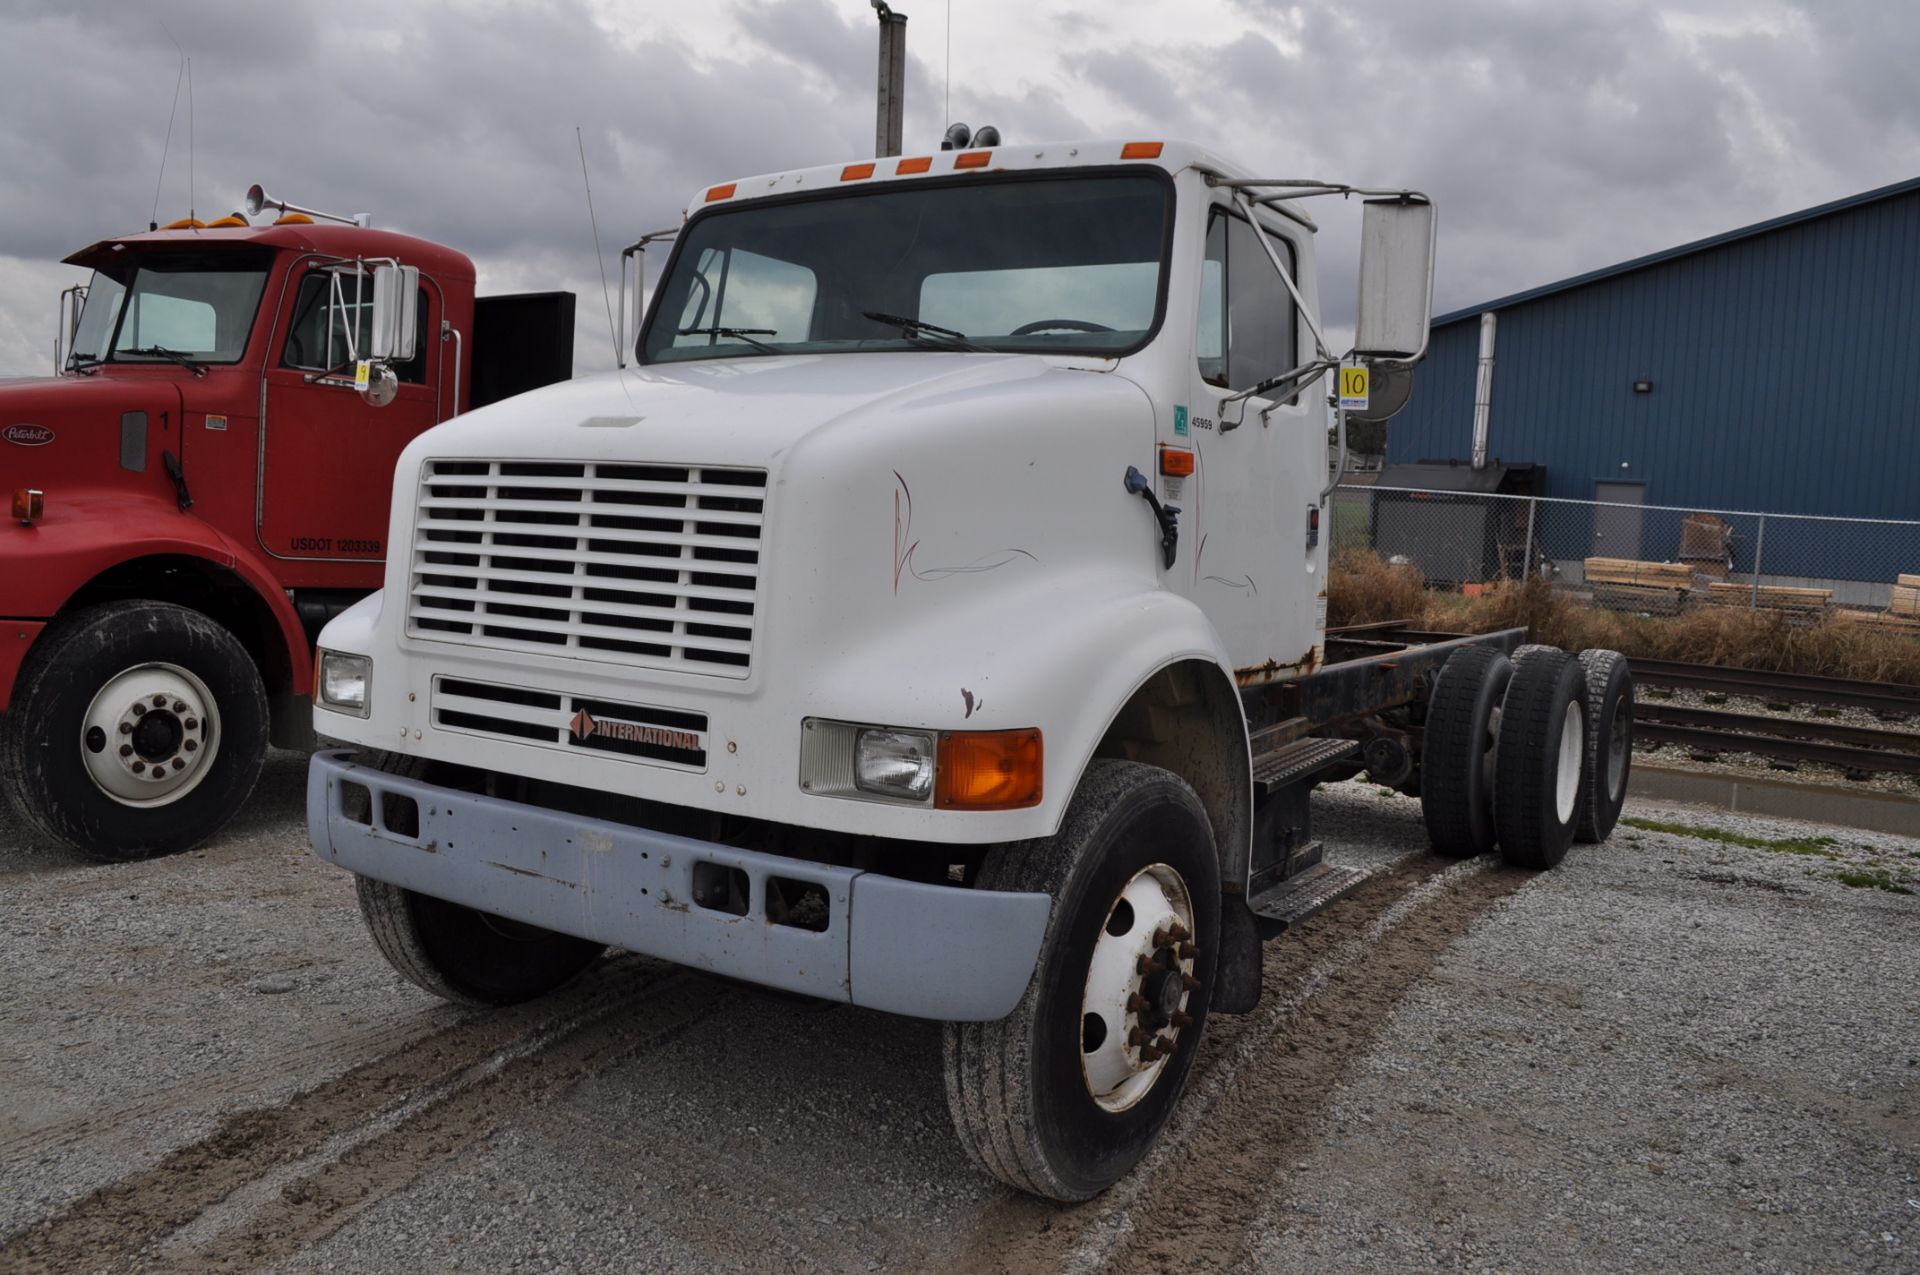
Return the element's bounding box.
[1893,574,1920,617]
[1706,581,1832,612]
[1584,557,1693,615]
[1834,608,1920,632]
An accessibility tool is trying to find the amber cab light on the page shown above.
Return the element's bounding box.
[1160,448,1195,477]
[12,488,44,524]
[896,156,932,174]
[1121,141,1165,159]
[705,183,737,202]
[841,162,876,181]
[937,729,1043,810]
[954,150,992,170]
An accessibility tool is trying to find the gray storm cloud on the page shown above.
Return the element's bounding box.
[0,0,1914,376]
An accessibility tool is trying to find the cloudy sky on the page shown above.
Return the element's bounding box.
[1,0,1914,377]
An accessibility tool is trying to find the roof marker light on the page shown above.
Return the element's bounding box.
[841,162,876,181]
[954,150,992,170]
[1121,141,1164,159]
[705,183,737,202]
[162,217,206,230]
[274,213,315,225]
[207,214,248,228]
[896,156,932,174]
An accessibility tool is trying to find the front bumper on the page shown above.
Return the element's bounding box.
[307,751,1051,1021]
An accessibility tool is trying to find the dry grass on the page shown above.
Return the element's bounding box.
[1328,550,1920,685]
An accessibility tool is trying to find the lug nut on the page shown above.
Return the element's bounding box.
[171,758,186,771]
[1169,922,1190,942]
[131,703,146,716]
[1179,942,1197,960]
[1138,1044,1162,1062]
[1136,954,1158,976]
[172,700,186,713]
[1171,1010,1194,1029]
[184,739,197,752]
[118,721,132,735]
[119,744,133,757]
[1127,993,1152,1013]
[153,694,168,707]
[132,761,146,773]
[184,718,198,731]
[1182,974,1201,992]
[1127,1026,1150,1047]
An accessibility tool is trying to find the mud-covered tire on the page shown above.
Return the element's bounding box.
[1493,649,1587,869]
[943,760,1221,1201]
[1509,642,1557,671]
[0,601,268,861]
[1419,645,1513,858]
[1574,649,1634,843]
[350,751,605,1007]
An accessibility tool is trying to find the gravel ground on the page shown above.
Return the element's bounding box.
[2,755,1915,1273]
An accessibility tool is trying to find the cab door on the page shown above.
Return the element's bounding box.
[258,264,440,565]
[1174,203,1320,679]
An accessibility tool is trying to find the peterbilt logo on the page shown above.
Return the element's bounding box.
[568,708,700,752]
[3,424,53,447]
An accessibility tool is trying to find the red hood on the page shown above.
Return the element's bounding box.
[0,372,188,500]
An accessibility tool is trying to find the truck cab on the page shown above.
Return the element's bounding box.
[1,202,572,860]
[305,139,1632,1200]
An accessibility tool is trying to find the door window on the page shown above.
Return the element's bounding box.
[282,271,430,383]
[1199,209,1299,393]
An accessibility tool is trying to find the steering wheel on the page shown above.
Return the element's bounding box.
[1009,318,1114,335]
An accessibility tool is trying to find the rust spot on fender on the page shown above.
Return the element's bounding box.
[1235,645,1321,687]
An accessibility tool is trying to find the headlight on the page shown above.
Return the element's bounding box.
[854,728,935,800]
[317,650,372,717]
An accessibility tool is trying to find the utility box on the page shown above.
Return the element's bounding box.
[1370,460,1543,585]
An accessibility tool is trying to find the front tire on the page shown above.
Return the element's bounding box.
[348,751,606,1007]
[943,760,1221,1201]
[0,601,268,861]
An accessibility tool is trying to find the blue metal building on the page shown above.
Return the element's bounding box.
[1383,175,1920,587]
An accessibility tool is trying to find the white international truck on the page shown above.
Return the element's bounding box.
[304,137,1635,1200]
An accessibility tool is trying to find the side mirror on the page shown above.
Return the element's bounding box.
[368,264,419,361]
[1354,197,1436,363]
[355,359,400,408]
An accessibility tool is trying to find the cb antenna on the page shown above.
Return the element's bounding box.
[576,127,620,367]
[152,22,189,231]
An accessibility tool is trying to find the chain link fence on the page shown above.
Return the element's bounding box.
[1329,484,1920,622]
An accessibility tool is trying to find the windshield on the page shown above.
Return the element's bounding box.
[74,258,271,366]
[641,171,1171,364]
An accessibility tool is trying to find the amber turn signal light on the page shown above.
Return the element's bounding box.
[1160,448,1195,477]
[12,488,43,524]
[705,183,737,202]
[1120,141,1164,159]
[937,729,1043,810]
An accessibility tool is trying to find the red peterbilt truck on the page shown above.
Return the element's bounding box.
[0,191,573,860]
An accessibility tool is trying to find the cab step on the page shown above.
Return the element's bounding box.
[1249,860,1371,934]
[1251,736,1359,796]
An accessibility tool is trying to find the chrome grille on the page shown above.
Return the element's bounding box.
[407,460,765,676]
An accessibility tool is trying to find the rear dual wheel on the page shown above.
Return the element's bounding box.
[944,760,1219,1201]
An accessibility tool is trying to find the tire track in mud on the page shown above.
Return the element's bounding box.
[956,853,1531,1275]
[1,958,736,1275]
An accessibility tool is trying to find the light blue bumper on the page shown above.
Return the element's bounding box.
[306,751,1051,1021]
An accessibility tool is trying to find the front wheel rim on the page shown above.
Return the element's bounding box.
[79,663,221,807]
[1079,863,1198,1113]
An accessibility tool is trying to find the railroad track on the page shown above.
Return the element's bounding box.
[1625,656,1920,717]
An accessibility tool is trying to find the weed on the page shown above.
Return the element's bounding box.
[1328,551,1920,684]
[1619,817,1840,857]
[1830,867,1915,895]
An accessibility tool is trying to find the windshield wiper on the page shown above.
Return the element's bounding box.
[66,356,101,376]
[120,345,208,377]
[861,311,991,353]
[678,326,781,355]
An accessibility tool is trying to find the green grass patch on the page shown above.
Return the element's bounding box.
[1619,817,1839,857]
[1830,868,1915,895]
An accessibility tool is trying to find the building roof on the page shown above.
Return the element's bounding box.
[1432,173,1920,326]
